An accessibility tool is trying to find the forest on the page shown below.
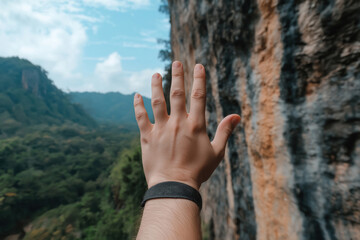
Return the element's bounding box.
[0,57,147,239]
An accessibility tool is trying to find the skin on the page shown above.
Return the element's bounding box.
[135,61,241,239]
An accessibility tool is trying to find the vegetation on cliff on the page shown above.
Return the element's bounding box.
[0,57,96,135]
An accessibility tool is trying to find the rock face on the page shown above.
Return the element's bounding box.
[167,0,360,239]
[22,68,46,97]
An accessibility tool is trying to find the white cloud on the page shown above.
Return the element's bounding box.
[0,0,166,97]
[125,68,163,98]
[90,52,162,97]
[84,56,135,61]
[0,0,152,86]
[0,0,89,85]
[95,52,122,81]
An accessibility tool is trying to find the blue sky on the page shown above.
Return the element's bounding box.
[0,0,170,97]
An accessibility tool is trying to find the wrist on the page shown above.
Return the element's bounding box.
[141,181,202,210]
[147,173,201,191]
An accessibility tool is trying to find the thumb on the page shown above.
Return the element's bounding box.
[211,114,241,158]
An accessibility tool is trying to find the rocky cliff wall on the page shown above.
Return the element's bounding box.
[167,0,360,239]
[22,68,47,97]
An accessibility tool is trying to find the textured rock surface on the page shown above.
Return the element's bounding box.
[22,68,47,97]
[168,0,360,239]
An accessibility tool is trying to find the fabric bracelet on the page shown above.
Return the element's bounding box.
[141,181,202,210]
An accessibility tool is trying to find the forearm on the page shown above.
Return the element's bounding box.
[137,198,202,240]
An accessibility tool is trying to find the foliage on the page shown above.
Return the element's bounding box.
[19,146,146,240]
[0,125,143,239]
[157,39,172,62]
[106,147,147,238]
[158,0,169,15]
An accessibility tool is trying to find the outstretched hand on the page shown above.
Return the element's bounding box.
[134,61,241,190]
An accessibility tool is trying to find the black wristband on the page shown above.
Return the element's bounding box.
[141,181,202,210]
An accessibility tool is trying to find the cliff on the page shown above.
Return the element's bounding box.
[167,0,360,239]
[21,68,46,97]
[0,57,96,134]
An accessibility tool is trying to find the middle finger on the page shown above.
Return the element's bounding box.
[170,61,187,117]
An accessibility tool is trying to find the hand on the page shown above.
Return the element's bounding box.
[134,61,241,190]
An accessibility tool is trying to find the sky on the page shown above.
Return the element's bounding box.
[0,0,170,98]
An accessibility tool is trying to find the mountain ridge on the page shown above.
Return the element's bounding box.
[0,56,152,133]
[68,91,153,126]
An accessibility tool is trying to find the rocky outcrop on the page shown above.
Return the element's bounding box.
[168,0,360,239]
[21,68,47,97]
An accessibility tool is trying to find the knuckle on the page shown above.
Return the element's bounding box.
[189,120,203,133]
[140,135,149,144]
[224,127,233,136]
[171,89,185,97]
[151,97,164,106]
[151,78,162,87]
[151,81,160,87]
[135,111,146,120]
[134,99,142,107]
[192,88,206,99]
[172,72,183,77]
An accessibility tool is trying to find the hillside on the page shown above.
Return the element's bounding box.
[0,57,96,135]
[69,92,154,125]
[0,126,145,239]
[0,57,147,239]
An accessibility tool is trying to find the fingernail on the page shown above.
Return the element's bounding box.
[153,73,160,79]
[195,64,203,71]
[135,93,141,99]
[231,116,241,128]
[173,61,181,68]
